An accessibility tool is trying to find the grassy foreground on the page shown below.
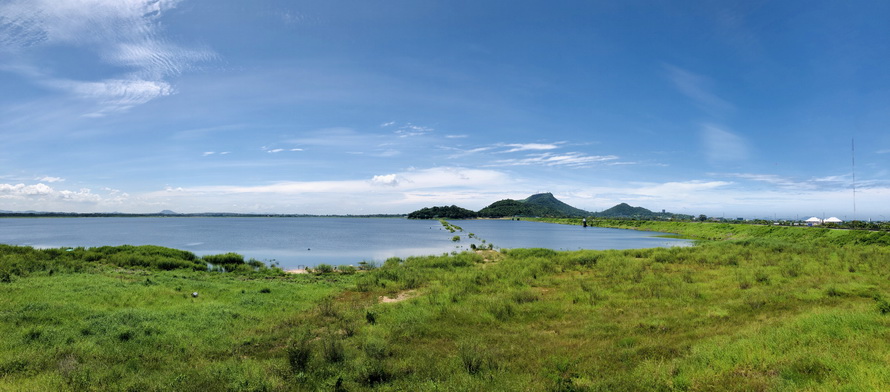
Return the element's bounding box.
[1,223,890,391]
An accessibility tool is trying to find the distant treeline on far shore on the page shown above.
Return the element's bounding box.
[0,212,407,218]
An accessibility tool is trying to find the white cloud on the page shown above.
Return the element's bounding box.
[445,146,495,159]
[106,40,216,78]
[501,143,560,153]
[0,182,106,203]
[263,147,303,154]
[0,183,54,197]
[394,123,434,137]
[490,152,619,167]
[0,0,214,114]
[45,78,174,115]
[371,174,399,187]
[35,176,64,183]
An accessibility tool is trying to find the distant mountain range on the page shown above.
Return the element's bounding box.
[409,193,691,220]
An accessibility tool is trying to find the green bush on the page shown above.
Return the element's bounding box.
[314,264,334,274]
[339,265,357,275]
[287,330,313,373]
[202,252,244,265]
[321,334,345,363]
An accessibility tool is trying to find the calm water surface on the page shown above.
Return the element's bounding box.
[0,217,690,269]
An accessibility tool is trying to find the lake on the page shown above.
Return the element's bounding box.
[0,217,691,269]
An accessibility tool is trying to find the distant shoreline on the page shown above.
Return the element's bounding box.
[0,213,408,219]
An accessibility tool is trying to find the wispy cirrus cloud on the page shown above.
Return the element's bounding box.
[489,152,619,168]
[0,0,215,115]
[701,124,749,163]
[444,140,625,168]
[500,143,561,153]
[394,123,434,138]
[664,64,734,116]
[720,172,854,191]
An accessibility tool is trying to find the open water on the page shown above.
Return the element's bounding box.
[0,217,690,269]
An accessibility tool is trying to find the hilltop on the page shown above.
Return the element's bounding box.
[478,192,588,218]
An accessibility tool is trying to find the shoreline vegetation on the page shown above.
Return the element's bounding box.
[1,221,889,390]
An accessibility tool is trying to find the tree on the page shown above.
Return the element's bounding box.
[698,214,708,222]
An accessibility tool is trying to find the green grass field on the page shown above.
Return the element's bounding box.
[1,222,889,391]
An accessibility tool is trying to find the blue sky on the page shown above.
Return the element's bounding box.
[1,1,888,219]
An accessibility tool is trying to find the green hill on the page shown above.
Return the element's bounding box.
[593,203,692,220]
[407,205,478,219]
[478,193,589,218]
[596,202,653,218]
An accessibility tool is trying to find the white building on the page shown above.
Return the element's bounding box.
[824,217,843,224]
[805,217,822,225]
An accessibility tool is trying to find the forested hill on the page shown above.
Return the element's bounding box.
[478,193,589,218]
[595,203,654,218]
[592,203,692,220]
[406,205,478,219]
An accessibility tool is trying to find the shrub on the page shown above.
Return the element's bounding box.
[358,361,391,387]
[314,264,334,274]
[0,269,12,283]
[287,331,313,373]
[877,299,890,315]
[339,265,357,275]
[487,298,515,321]
[202,252,244,265]
[321,334,345,363]
[512,288,540,304]
[363,337,390,360]
[317,297,338,318]
[458,341,485,375]
[246,259,266,270]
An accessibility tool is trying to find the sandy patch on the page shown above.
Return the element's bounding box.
[285,268,308,274]
[379,290,417,303]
